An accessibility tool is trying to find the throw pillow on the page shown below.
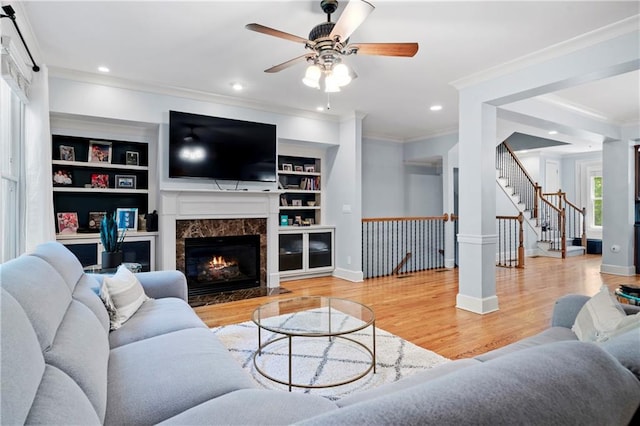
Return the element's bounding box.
[572,286,628,342]
[100,264,150,330]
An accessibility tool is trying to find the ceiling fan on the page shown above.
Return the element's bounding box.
[246,0,419,92]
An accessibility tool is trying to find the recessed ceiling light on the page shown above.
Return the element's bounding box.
[316,106,324,111]
[98,66,110,73]
[548,130,558,135]
[429,105,443,111]
[231,82,243,91]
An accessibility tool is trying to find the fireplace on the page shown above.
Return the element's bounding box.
[184,235,260,296]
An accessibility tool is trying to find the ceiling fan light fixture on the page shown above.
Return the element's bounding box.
[332,63,352,87]
[302,64,322,88]
[324,73,341,93]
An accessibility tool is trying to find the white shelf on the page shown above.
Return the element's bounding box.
[56,231,158,240]
[280,206,320,210]
[278,170,321,177]
[282,190,321,194]
[53,187,149,194]
[53,159,149,171]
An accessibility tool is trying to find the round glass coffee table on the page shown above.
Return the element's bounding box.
[252,296,376,391]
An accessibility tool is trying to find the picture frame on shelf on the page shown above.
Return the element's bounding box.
[115,175,137,189]
[88,141,112,163]
[282,164,293,172]
[116,207,139,231]
[294,165,304,172]
[294,215,302,226]
[292,199,302,206]
[56,212,79,234]
[59,145,75,161]
[53,170,72,186]
[87,211,107,231]
[304,164,315,173]
[126,151,139,166]
[91,173,109,188]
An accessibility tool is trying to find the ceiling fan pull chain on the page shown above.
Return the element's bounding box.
[326,92,331,110]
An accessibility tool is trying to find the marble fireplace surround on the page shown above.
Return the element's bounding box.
[158,190,281,288]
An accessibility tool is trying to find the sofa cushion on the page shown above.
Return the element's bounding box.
[31,241,85,294]
[298,341,640,426]
[0,289,46,425]
[474,326,577,362]
[105,327,256,425]
[338,358,480,407]
[43,300,109,422]
[572,285,628,342]
[109,297,207,349]
[600,328,640,380]
[73,274,110,333]
[101,264,150,330]
[1,255,72,351]
[159,389,338,425]
[26,365,101,425]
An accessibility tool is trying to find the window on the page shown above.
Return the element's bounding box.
[591,175,602,227]
[0,77,25,261]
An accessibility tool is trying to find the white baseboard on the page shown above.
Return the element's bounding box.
[600,263,636,276]
[267,272,280,288]
[456,293,499,314]
[333,268,364,282]
[444,258,456,269]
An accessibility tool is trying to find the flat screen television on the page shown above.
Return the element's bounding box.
[169,110,277,182]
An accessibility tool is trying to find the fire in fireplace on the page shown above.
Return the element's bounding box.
[184,235,260,296]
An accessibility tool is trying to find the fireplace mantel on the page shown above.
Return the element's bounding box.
[158,190,281,288]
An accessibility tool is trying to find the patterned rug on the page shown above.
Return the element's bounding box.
[211,309,449,401]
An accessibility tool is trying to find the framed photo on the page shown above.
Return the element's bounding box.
[126,151,139,166]
[56,212,79,234]
[91,173,109,188]
[115,175,137,189]
[282,164,293,172]
[292,199,302,206]
[59,145,75,161]
[116,208,138,231]
[88,211,107,231]
[88,141,112,163]
[294,215,302,226]
[304,164,316,173]
[53,170,72,185]
[294,165,304,172]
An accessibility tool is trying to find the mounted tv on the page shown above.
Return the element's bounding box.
[169,110,277,182]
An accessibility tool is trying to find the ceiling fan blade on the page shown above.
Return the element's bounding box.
[265,53,317,73]
[245,23,310,45]
[329,0,375,43]
[347,42,419,57]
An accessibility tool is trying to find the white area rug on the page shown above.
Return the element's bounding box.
[211,309,449,401]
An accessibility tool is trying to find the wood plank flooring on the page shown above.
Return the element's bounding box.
[194,255,640,359]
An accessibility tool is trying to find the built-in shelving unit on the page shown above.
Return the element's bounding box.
[278,155,322,226]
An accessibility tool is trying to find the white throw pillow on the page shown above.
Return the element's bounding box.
[100,264,150,330]
[572,286,629,342]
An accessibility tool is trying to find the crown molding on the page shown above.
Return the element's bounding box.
[48,66,342,124]
[451,14,640,90]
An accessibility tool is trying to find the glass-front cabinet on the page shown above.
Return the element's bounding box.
[278,227,334,279]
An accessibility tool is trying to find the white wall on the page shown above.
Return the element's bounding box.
[404,166,443,216]
[362,138,405,217]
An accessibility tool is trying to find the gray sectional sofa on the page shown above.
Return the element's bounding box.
[2,241,639,425]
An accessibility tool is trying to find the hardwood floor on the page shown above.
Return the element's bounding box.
[194,255,640,359]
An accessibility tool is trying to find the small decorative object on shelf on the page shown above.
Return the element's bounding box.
[100,212,126,269]
[125,151,139,166]
[281,215,289,226]
[88,211,107,231]
[91,173,109,188]
[292,199,302,206]
[88,140,112,163]
[304,164,315,172]
[116,207,139,231]
[115,175,137,189]
[282,164,293,172]
[53,170,72,185]
[57,212,79,234]
[294,165,303,172]
[59,145,75,161]
[280,195,288,206]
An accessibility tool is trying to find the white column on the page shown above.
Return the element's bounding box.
[456,99,499,314]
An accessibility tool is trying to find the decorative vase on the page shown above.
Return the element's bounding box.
[101,251,123,269]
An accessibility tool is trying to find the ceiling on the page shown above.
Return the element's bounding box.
[13,1,640,147]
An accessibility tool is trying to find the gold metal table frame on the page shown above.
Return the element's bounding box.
[252,296,376,391]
